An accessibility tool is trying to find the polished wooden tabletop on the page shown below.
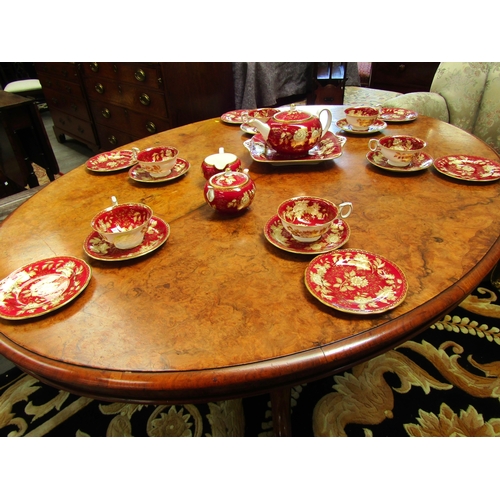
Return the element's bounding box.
[1,106,500,435]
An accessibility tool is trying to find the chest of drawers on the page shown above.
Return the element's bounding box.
[35,62,235,152]
[80,62,170,149]
[34,63,99,152]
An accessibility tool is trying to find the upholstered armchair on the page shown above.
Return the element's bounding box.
[381,62,500,153]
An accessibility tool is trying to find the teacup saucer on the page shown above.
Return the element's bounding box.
[129,158,190,183]
[336,119,387,134]
[366,150,433,172]
[264,214,350,254]
[86,150,137,172]
[83,216,170,261]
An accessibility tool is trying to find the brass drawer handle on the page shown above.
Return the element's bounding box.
[102,108,111,119]
[90,63,99,73]
[135,69,146,82]
[146,121,156,133]
[108,135,117,145]
[95,83,104,94]
[139,93,150,106]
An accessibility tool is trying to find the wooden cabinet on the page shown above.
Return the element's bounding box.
[369,62,440,94]
[80,62,170,150]
[35,62,235,152]
[34,63,99,152]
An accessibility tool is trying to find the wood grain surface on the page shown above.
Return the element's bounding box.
[1,106,499,410]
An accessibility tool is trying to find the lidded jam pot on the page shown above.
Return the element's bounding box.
[201,147,243,180]
[204,170,256,213]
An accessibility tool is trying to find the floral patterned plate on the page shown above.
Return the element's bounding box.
[433,155,500,182]
[336,119,387,134]
[378,107,418,122]
[304,249,408,314]
[86,150,137,172]
[129,158,190,183]
[221,108,278,124]
[244,131,346,166]
[84,216,170,261]
[0,256,92,320]
[366,151,433,172]
[264,215,350,255]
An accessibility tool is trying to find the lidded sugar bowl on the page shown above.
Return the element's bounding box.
[203,170,256,213]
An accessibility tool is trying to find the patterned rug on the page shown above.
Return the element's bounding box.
[2,277,500,437]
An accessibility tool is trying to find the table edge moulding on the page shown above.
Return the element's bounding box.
[0,106,499,436]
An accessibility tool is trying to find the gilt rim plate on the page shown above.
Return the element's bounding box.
[244,131,346,165]
[378,107,418,122]
[336,119,387,134]
[305,249,408,314]
[0,256,92,320]
[264,215,350,255]
[83,216,170,261]
[221,109,251,124]
[433,155,500,182]
[86,150,137,172]
[129,158,190,183]
[366,151,433,172]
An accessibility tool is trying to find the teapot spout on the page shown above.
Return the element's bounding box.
[245,116,271,140]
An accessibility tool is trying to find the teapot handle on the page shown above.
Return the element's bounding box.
[319,109,333,138]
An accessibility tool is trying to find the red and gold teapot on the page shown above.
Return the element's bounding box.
[244,104,332,155]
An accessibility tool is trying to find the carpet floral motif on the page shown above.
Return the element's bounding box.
[1,283,500,437]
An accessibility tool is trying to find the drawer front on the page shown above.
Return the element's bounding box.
[80,62,163,90]
[83,76,168,118]
[89,100,170,138]
[50,108,97,145]
[35,63,81,84]
[95,123,137,151]
[38,74,86,100]
[44,87,91,122]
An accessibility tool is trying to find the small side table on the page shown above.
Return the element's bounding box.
[0,90,59,189]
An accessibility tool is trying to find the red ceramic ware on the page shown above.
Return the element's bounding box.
[369,135,426,167]
[134,146,178,177]
[201,148,243,180]
[277,196,352,242]
[91,203,153,250]
[344,106,379,130]
[246,104,332,155]
[204,170,256,213]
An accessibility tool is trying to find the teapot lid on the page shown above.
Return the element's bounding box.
[274,103,312,123]
[209,170,249,189]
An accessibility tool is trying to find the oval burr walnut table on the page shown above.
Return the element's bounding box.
[1,106,500,436]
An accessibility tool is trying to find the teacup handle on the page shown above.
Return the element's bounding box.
[319,108,333,138]
[338,202,353,219]
[131,147,140,160]
[368,138,379,152]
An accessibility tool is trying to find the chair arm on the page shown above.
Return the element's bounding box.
[382,92,449,123]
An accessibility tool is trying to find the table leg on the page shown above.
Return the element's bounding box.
[270,387,292,437]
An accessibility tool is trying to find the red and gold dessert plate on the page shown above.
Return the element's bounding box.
[244,131,345,165]
[305,249,408,314]
[378,107,418,122]
[86,150,137,172]
[129,158,190,183]
[84,216,170,261]
[0,256,92,320]
[264,215,350,254]
[433,155,500,182]
[221,108,278,124]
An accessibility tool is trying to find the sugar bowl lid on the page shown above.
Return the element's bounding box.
[209,169,251,189]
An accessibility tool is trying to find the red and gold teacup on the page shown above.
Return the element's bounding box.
[344,106,379,131]
[277,196,353,242]
[369,135,426,167]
